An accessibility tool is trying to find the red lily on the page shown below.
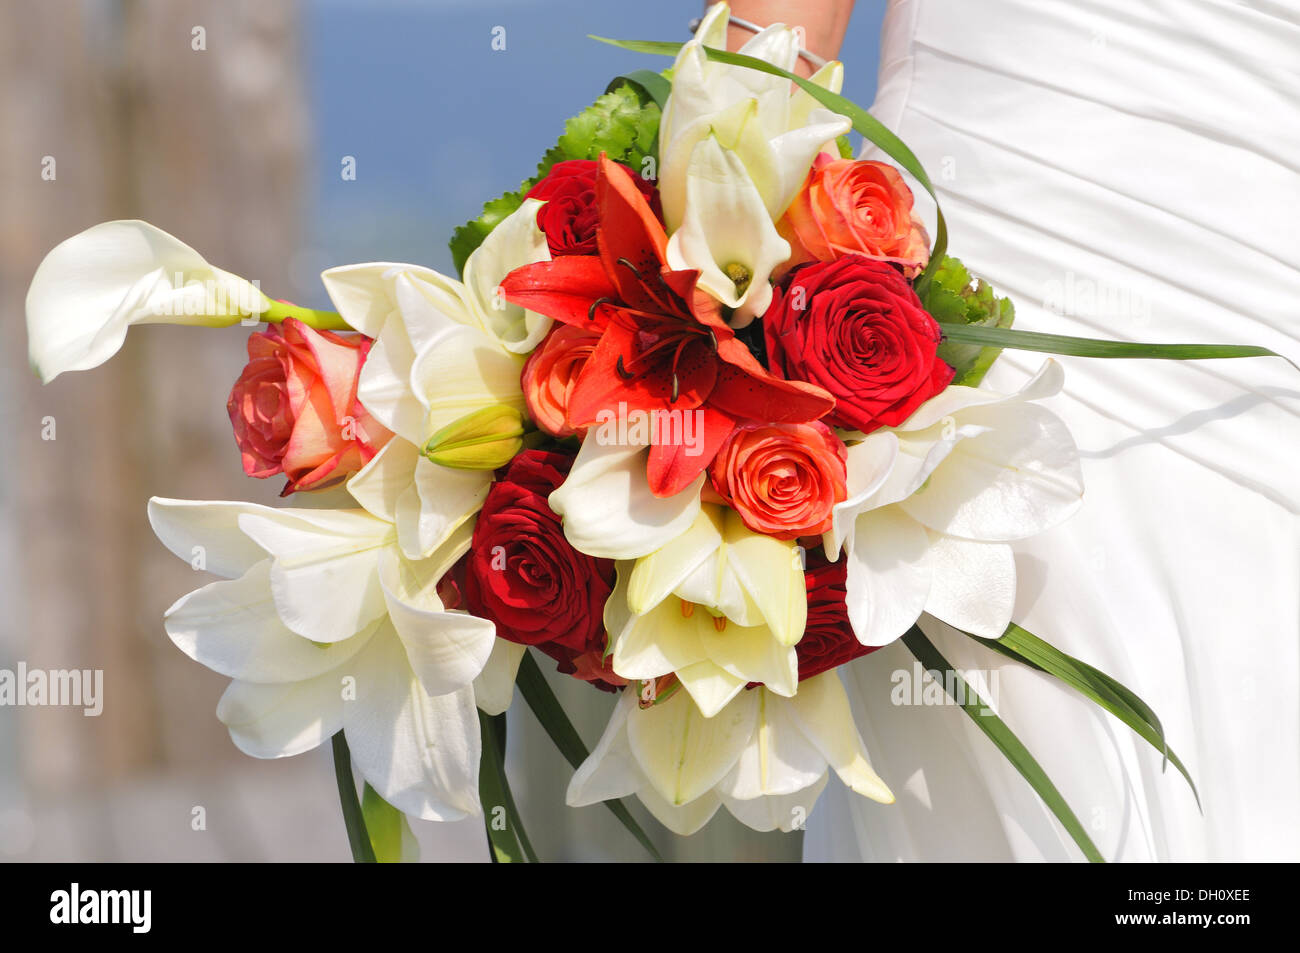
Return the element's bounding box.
[502,155,834,497]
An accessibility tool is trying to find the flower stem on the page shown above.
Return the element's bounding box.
[260,295,353,331]
[331,732,377,863]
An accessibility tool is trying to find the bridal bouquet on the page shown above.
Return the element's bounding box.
[25,4,1285,862]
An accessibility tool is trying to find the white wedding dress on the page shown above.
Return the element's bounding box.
[805,0,1300,861]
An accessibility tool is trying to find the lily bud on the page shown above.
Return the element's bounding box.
[423,405,524,470]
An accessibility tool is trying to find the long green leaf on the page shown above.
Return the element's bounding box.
[901,627,1105,862]
[970,624,1200,810]
[515,650,664,862]
[478,710,539,863]
[331,732,376,864]
[939,323,1297,368]
[589,35,948,291]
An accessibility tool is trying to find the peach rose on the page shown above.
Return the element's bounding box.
[521,323,602,437]
[777,155,929,276]
[227,317,390,495]
[708,420,848,540]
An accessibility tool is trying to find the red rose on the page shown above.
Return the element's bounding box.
[796,547,877,681]
[763,256,954,433]
[227,318,389,495]
[463,449,616,667]
[525,159,660,256]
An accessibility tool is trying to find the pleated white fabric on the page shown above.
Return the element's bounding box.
[805,0,1300,861]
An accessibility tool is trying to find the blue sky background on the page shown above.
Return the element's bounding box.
[293,0,886,304]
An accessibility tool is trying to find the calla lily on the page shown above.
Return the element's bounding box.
[825,360,1084,647]
[567,670,893,835]
[664,135,791,325]
[658,3,852,235]
[608,503,807,716]
[26,220,275,383]
[148,496,501,820]
[323,203,547,558]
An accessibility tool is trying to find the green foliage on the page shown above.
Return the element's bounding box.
[449,82,662,275]
[923,255,1015,387]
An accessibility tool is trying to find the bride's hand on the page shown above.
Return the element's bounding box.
[722,0,856,75]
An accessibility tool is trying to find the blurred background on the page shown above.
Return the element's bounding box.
[0,0,884,862]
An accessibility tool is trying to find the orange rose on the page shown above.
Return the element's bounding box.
[227,318,390,495]
[521,323,601,437]
[708,420,847,540]
[778,155,929,276]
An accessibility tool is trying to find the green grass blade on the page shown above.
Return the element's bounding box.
[515,650,664,862]
[939,323,1296,369]
[970,624,1201,811]
[901,627,1105,862]
[478,710,539,863]
[607,68,671,108]
[331,732,377,863]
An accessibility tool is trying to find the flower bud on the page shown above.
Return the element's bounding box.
[423,405,524,469]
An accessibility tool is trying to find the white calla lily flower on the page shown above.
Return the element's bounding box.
[658,3,852,235]
[608,504,806,716]
[568,670,892,835]
[25,220,270,383]
[826,361,1084,647]
[148,496,499,821]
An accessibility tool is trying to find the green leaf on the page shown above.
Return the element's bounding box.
[923,255,1016,387]
[449,83,661,275]
[478,710,539,863]
[515,650,665,862]
[937,323,1298,369]
[588,35,949,294]
[607,68,672,109]
[900,626,1105,862]
[330,732,376,864]
[361,783,413,863]
[969,623,1200,811]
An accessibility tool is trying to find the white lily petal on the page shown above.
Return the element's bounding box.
[637,784,723,836]
[900,402,1083,541]
[627,685,757,805]
[343,630,482,821]
[923,536,1017,639]
[612,600,708,680]
[674,660,748,718]
[235,508,394,643]
[357,315,426,444]
[473,639,527,716]
[897,359,1065,432]
[346,438,421,524]
[845,508,932,647]
[721,774,828,832]
[715,688,826,800]
[566,689,644,806]
[378,545,495,696]
[165,560,378,684]
[462,198,552,353]
[626,506,723,615]
[147,497,274,579]
[321,262,444,339]
[721,508,806,646]
[824,432,899,559]
[549,433,704,561]
[409,323,526,435]
[26,220,257,382]
[217,668,347,759]
[698,622,800,698]
[788,671,894,803]
[395,457,491,561]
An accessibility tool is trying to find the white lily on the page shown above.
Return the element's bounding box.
[608,503,806,717]
[826,360,1084,647]
[568,670,893,835]
[658,3,851,234]
[25,220,269,383]
[323,200,549,560]
[147,496,515,820]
